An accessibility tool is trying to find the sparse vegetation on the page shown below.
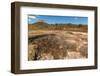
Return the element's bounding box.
[28,21,88,61]
[28,22,87,32]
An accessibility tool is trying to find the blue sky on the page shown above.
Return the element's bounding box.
[28,15,88,25]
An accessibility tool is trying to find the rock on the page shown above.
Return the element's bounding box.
[30,34,68,60]
[78,43,88,58]
[28,31,88,60]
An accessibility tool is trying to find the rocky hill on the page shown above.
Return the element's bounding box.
[28,20,49,30]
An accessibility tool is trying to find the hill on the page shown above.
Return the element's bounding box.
[28,20,87,32]
[28,20,48,30]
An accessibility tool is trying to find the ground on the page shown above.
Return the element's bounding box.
[28,30,88,61]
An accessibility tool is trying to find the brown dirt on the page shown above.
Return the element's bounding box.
[28,30,88,61]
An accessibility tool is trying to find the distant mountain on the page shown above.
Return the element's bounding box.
[32,20,48,28]
[28,20,87,32]
[28,20,49,30]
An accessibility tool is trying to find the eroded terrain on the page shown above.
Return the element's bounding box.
[28,30,88,60]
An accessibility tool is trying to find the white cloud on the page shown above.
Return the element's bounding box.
[28,15,36,19]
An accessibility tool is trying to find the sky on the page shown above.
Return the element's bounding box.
[28,15,88,25]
